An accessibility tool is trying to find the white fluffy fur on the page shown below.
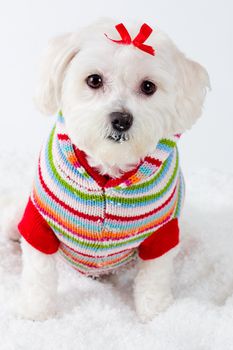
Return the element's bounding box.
[18,238,58,321]
[134,247,179,322]
[19,18,209,321]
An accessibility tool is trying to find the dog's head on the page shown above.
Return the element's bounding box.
[35,19,209,176]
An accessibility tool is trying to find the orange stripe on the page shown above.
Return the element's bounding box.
[67,152,79,165]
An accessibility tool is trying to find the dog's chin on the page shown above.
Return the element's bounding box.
[107,131,130,143]
[84,134,155,178]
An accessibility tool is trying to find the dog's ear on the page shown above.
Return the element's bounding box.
[35,33,78,115]
[174,53,210,132]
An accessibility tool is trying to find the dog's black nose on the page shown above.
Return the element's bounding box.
[110,112,133,132]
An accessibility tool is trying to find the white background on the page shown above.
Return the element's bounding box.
[0,0,232,175]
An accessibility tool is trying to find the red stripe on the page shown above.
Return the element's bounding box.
[57,133,69,140]
[145,156,162,167]
[105,185,177,222]
[38,159,103,222]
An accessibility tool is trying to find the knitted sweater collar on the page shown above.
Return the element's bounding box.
[54,114,180,190]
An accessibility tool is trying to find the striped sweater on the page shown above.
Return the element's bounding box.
[19,115,185,276]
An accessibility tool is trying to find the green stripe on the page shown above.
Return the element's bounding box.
[159,138,176,148]
[116,148,177,191]
[107,152,179,204]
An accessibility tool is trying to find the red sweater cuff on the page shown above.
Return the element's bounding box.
[138,218,179,260]
[18,198,60,254]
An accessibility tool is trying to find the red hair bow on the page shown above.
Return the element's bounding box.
[105,23,155,56]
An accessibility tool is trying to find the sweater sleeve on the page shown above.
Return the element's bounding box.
[18,198,60,254]
[138,218,179,260]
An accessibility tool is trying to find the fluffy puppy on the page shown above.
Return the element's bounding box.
[17,19,209,322]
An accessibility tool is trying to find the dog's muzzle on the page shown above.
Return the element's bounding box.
[108,112,133,142]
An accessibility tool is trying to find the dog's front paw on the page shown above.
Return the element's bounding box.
[15,295,57,321]
[134,284,173,322]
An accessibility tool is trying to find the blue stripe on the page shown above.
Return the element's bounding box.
[156,142,173,153]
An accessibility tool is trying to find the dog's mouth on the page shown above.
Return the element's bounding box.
[107,131,129,143]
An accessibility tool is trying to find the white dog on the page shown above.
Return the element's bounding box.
[17,19,209,322]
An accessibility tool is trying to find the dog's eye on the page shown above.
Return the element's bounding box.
[140,80,157,96]
[86,74,103,89]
